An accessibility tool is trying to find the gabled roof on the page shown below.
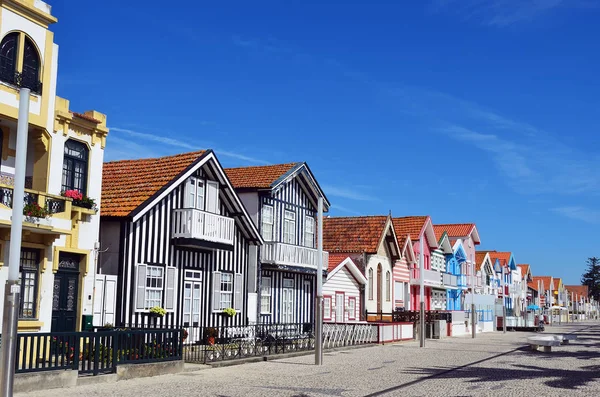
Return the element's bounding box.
[475,252,489,271]
[565,285,589,299]
[532,276,553,291]
[323,215,398,254]
[327,255,368,285]
[527,281,538,291]
[433,223,481,245]
[102,150,207,217]
[225,163,298,189]
[517,264,531,281]
[483,251,516,271]
[101,150,263,244]
[437,232,453,254]
[393,216,437,249]
[225,162,330,209]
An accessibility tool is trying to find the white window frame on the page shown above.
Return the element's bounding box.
[281,278,295,323]
[261,276,272,314]
[386,271,391,302]
[261,205,274,241]
[368,268,374,301]
[323,296,332,320]
[144,265,164,310]
[185,177,205,210]
[183,270,202,325]
[348,297,356,320]
[206,180,219,214]
[304,216,315,248]
[219,273,233,310]
[283,210,296,245]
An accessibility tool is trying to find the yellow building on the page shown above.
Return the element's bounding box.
[0,0,108,333]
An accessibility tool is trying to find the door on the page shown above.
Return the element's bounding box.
[282,279,295,323]
[183,271,202,343]
[335,292,345,322]
[206,181,219,213]
[93,275,117,326]
[376,264,382,314]
[52,270,80,332]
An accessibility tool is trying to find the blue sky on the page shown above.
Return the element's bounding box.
[51,0,600,284]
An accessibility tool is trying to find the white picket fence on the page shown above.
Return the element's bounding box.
[323,323,377,348]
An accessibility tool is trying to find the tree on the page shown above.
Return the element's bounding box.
[581,257,600,301]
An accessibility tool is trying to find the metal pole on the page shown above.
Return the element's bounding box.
[314,197,323,365]
[419,236,425,348]
[501,266,506,333]
[470,257,475,338]
[0,88,30,397]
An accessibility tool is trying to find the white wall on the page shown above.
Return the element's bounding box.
[323,266,361,322]
[365,254,394,314]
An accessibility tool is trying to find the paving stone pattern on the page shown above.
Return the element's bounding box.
[15,322,600,397]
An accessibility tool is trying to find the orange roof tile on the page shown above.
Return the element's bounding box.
[532,276,553,291]
[328,253,351,272]
[484,251,512,268]
[517,264,530,277]
[433,223,475,241]
[564,285,589,298]
[70,111,102,123]
[527,281,538,291]
[475,251,488,271]
[101,150,207,217]
[225,163,299,189]
[323,216,388,253]
[392,216,427,242]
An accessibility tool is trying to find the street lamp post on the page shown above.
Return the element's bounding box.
[0,88,30,397]
[314,197,324,365]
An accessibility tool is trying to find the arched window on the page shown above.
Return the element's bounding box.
[386,271,391,301]
[22,37,40,93]
[0,33,19,85]
[62,140,89,194]
[368,268,373,301]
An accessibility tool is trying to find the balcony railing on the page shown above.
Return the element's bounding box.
[457,274,468,288]
[442,273,457,288]
[410,267,442,287]
[261,241,329,270]
[172,208,235,245]
[0,185,66,217]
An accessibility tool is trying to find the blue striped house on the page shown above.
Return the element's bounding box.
[97,150,263,330]
[225,163,330,325]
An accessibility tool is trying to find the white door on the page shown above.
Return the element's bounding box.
[336,293,345,322]
[93,275,117,327]
[183,271,202,343]
[282,279,295,323]
[206,181,219,213]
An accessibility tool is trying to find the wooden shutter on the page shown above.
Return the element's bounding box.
[234,273,243,311]
[206,181,219,213]
[212,271,221,311]
[165,267,177,310]
[135,264,147,310]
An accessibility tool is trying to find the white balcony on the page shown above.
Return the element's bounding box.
[261,241,328,270]
[409,268,442,287]
[172,208,235,245]
[443,273,457,288]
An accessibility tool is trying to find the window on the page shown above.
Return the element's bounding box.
[183,271,202,325]
[0,33,41,93]
[335,292,345,322]
[283,210,296,244]
[348,297,356,320]
[282,278,295,323]
[62,140,89,194]
[145,266,164,309]
[386,271,391,301]
[19,249,39,319]
[261,205,274,241]
[212,272,242,311]
[304,216,315,248]
[260,277,272,313]
[185,177,205,210]
[0,33,18,86]
[395,281,404,303]
[323,296,332,320]
[368,268,373,300]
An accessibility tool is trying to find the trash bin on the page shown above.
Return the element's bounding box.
[82,314,93,331]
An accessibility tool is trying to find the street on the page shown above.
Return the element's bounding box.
[16,322,600,397]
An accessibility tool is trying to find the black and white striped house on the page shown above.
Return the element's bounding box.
[97,150,263,330]
[225,163,330,324]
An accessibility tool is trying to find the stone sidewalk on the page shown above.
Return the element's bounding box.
[15,322,600,397]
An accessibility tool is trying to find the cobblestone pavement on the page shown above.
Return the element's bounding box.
[15,322,600,397]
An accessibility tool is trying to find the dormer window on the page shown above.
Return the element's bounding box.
[0,32,41,94]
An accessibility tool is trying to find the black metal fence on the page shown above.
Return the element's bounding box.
[366,310,453,324]
[12,328,182,376]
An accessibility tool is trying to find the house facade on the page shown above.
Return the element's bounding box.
[391,231,416,311]
[431,232,453,311]
[0,1,108,333]
[323,215,400,322]
[225,163,329,325]
[393,216,438,311]
[323,254,367,323]
[475,251,498,297]
[486,251,517,313]
[98,150,262,330]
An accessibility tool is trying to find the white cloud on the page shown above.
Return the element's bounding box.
[321,184,379,202]
[551,206,600,224]
[330,204,363,216]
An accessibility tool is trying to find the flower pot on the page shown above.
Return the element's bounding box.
[207,336,215,345]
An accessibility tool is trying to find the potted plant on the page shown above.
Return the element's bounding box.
[61,189,98,212]
[148,306,166,318]
[23,202,49,223]
[222,307,236,317]
[205,327,218,345]
[182,329,189,343]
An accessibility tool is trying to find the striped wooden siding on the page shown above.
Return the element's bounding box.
[323,267,361,323]
[393,258,410,283]
[257,174,319,324]
[116,166,250,329]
